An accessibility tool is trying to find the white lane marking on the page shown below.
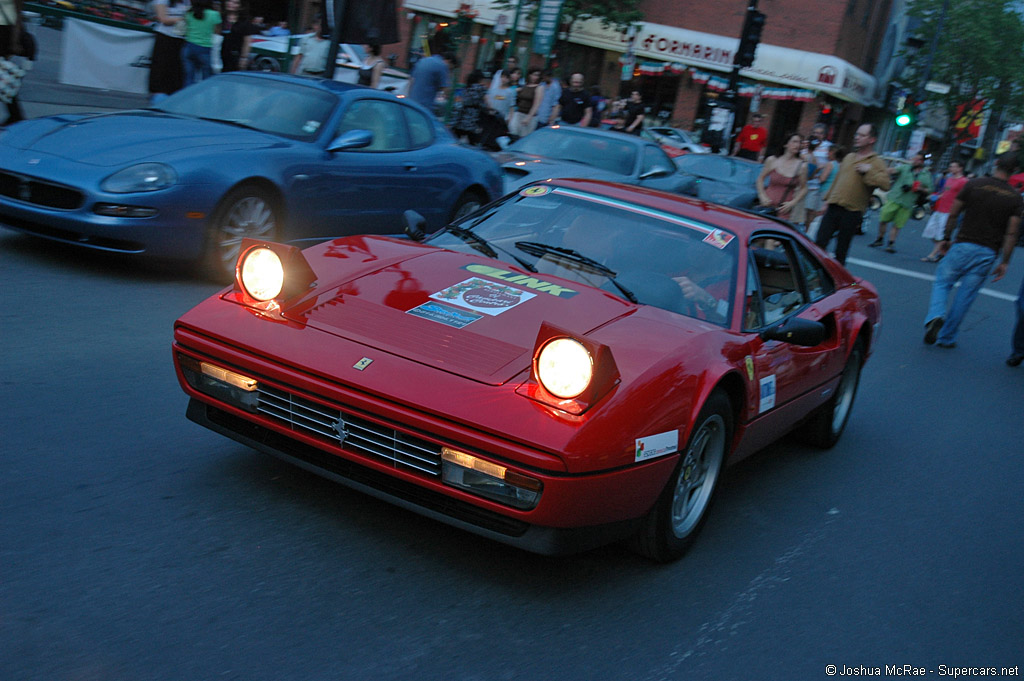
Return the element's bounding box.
[648,511,841,680]
[846,257,1018,302]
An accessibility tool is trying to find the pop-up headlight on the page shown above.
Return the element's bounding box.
[518,322,620,415]
[233,239,317,310]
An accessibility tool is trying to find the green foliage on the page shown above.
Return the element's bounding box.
[904,0,1024,122]
[489,0,644,33]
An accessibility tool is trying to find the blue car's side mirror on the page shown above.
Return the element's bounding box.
[327,129,373,152]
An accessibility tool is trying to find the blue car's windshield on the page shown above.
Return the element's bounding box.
[507,127,638,176]
[153,75,338,141]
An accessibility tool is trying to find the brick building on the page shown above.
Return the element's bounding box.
[394,0,894,151]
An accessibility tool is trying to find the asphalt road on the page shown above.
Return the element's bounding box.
[2,210,1022,681]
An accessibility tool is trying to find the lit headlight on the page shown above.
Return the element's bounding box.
[536,337,593,399]
[101,163,177,193]
[239,247,284,301]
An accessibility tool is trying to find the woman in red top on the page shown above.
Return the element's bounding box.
[921,160,967,262]
[755,132,809,222]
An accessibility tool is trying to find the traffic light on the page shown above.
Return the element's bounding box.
[895,109,914,127]
[735,9,766,68]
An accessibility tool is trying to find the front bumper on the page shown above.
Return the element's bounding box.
[0,169,208,260]
[187,398,645,555]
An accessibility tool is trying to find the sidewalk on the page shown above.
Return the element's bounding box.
[15,24,147,120]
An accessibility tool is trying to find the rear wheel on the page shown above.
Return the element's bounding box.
[633,390,732,562]
[798,338,864,448]
[202,185,281,282]
[868,195,882,211]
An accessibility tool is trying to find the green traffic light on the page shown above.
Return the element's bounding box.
[895,112,913,127]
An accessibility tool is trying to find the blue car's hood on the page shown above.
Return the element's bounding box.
[3,111,287,166]
[496,151,628,193]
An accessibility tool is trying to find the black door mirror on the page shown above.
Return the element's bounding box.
[404,210,427,241]
[760,316,826,346]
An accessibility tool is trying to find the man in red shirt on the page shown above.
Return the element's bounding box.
[733,113,768,162]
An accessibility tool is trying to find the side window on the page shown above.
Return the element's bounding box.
[641,145,673,175]
[336,100,409,152]
[750,236,806,325]
[743,260,765,330]
[403,105,434,148]
[794,243,835,302]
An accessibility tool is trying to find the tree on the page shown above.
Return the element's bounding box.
[903,0,1024,162]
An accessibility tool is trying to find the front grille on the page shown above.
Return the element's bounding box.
[0,171,85,210]
[256,385,443,477]
[199,402,529,537]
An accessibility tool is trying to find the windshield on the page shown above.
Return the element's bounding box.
[428,186,739,324]
[153,75,338,141]
[507,127,638,176]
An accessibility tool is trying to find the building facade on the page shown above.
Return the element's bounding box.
[390,0,894,149]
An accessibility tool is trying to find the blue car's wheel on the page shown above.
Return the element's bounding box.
[203,185,280,281]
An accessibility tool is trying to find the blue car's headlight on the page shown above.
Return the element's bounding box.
[101,163,177,193]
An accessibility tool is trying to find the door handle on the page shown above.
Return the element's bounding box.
[404,164,418,172]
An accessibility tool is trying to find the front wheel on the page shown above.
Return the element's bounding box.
[202,185,281,282]
[633,390,732,562]
[797,339,864,448]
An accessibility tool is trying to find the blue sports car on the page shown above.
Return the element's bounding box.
[0,72,502,278]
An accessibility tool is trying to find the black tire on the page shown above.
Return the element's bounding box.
[633,390,733,562]
[912,205,927,221]
[202,184,281,282]
[449,190,486,224]
[868,195,882,211]
[797,338,864,448]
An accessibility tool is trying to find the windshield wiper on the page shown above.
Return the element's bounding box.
[514,241,638,303]
[446,224,538,272]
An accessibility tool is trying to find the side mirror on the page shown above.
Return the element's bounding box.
[327,129,373,152]
[639,166,673,180]
[404,210,427,241]
[759,316,826,347]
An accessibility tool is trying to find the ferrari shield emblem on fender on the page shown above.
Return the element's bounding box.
[353,357,373,371]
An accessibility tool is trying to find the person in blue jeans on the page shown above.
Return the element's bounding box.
[923,152,1022,349]
[1009,273,1024,366]
[182,0,221,86]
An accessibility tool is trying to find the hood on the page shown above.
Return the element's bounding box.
[291,238,635,386]
[496,151,627,193]
[3,111,280,166]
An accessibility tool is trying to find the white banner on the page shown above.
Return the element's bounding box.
[59,19,154,94]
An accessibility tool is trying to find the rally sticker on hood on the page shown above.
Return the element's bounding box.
[430,277,536,316]
[635,430,679,462]
[408,301,483,328]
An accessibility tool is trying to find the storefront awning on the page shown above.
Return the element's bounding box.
[571,18,878,107]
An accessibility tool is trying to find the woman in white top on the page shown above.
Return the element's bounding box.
[148,0,190,104]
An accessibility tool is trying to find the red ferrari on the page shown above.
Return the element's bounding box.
[173,179,880,561]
